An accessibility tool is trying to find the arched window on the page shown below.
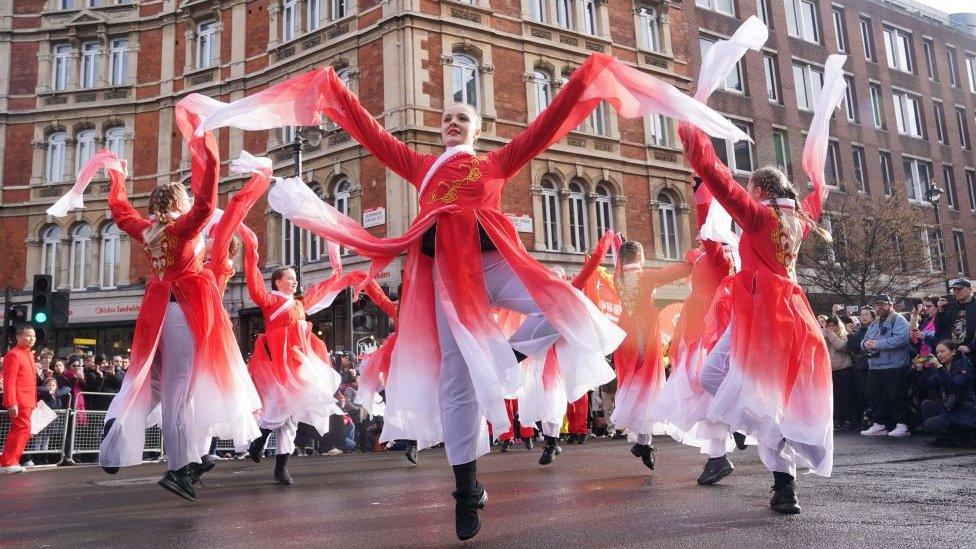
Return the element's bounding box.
[41,226,62,288]
[657,192,680,260]
[100,222,121,288]
[332,178,351,256]
[70,223,93,290]
[46,132,67,183]
[595,183,614,236]
[306,186,326,262]
[532,70,552,117]
[451,54,480,109]
[540,178,561,251]
[568,181,589,252]
[76,129,96,175]
[555,0,572,28]
[105,127,125,159]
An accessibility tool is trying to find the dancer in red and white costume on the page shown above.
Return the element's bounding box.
[675,55,845,514]
[497,399,535,453]
[653,178,741,485]
[49,124,262,501]
[611,240,697,470]
[197,51,746,540]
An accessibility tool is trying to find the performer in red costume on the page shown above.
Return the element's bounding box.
[197,51,748,540]
[611,240,697,470]
[498,399,535,452]
[1,326,38,474]
[654,177,742,485]
[52,122,262,501]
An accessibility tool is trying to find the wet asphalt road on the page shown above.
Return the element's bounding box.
[0,432,972,549]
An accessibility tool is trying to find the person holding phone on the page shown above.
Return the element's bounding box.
[860,295,912,438]
[936,279,976,368]
[914,340,976,446]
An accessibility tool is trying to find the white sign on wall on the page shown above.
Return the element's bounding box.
[506,214,533,233]
[363,207,386,228]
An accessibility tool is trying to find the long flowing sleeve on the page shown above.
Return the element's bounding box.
[363,280,398,322]
[172,133,220,239]
[492,54,613,177]
[571,231,617,290]
[642,259,694,292]
[241,225,275,311]
[678,122,765,233]
[206,170,271,279]
[107,164,150,242]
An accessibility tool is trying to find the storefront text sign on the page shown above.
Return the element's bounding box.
[363,207,386,228]
[506,214,533,233]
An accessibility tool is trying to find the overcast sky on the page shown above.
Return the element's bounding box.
[913,0,974,15]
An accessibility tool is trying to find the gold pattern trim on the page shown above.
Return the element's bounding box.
[426,156,484,205]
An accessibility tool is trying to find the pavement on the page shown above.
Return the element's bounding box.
[0,432,973,549]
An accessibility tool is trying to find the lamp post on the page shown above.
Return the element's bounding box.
[924,180,950,293]
[289,126,323,293]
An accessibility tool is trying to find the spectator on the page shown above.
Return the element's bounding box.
[825,316,855,430]
[111,356,126,382]
[817,314,828,329]
[860,295,912,438]
[936,279,976,367]
[335,393,359,453]
[914,339,976,446]
[913,297,941,357]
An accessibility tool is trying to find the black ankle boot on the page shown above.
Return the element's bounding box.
[630,443,655,470]
[697,455,734,485]
[274,454,294,485]
[539,436,562,465]
[523,437,534,451]
[159,465,197,501]
[770,472,801,514]
[500,439,514,453]
[188,455,217,485]
[249,429,272,463]
[453,483,487,541]
[733,432,748,450]
[405,445,419,464]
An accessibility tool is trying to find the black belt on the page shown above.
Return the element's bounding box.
[421,223,496,257]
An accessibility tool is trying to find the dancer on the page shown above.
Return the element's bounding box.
[197,51,746,540]
[675,55,845,514]
[48,116,262,501]
[498,399,535,452]
[611,240,697,470]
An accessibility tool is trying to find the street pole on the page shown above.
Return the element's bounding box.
[926,181,951,294]
[2,286,10,355]
[347,287,354,353]
[292,133,304,294]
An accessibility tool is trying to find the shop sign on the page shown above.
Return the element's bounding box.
[363,207,386,228]
[506,214,533,233]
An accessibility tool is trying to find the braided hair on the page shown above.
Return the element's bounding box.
[749,166,831,242]
[147,182,190,225]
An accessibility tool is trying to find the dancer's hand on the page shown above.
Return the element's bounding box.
[6,405,18,418]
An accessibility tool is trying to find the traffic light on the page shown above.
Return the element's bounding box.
[4,304,28,351]
[51,290,70,329]
[32,274,53,343]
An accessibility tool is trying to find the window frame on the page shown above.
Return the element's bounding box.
[75,129,96,175]
[944,165,958,211]
[109,38,128,87]
[793,61,824,112]
[450,53,480,110]
[568,181,589,253]
[785,0,820,44]
[46,132,67,183]
[540,178,562,252]
[843,74,858,123]
[99,222,121,289]
[880,151,894,196]
[883,26,914,74]
[80,41,101,90]
[41,226,62,288]
[953,231,969,276]
[892,90,924,139]
[934,100,948,145]
[69,223,93,291]
[764,54,781,103]
[859,18,875,62]
[196,20,217,70]
[956,106,971,150]
[657,192,680,260]
[923,39,938,81]
[852,145,868,193]
[52,44,72,92]
[832,7,846,53]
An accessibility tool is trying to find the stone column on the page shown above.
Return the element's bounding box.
[183,28,195,73]
[659,11,673,56]
[268,2,281,49]
[530,184,545,250]
[58,235,71,290]
[559,188,573,252]
[586,191,599,246]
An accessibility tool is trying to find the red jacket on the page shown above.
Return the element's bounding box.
[3,346,37,409]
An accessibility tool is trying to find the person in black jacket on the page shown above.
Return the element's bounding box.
[846,307,876,428]
[936,279,976,367]
[914,339,976,446]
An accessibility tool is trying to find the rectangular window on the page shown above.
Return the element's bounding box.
[844,75,858,122]
[758,0,772,26]
[764,54,780,102]
[109,38,128,87]
[948,47,960,87]
[930,229,947,272]
[588,102,609,136]
[957,106,971,149]
[647,114,671,147]
[967,170,976,211]
[880,151,893,196]
[308,0,321,30]
[711,122,756,173]
[785,0,819,43]
[869,83,884,129]
[825,141,840,187]
[529,0,546,22]
[197,20,216,69]
[832,7,846,52]
[902,157,931,202]
[52,44,71,92]
[924,39,938,81]
[283,0,297,41]
[81,41,100,89]
[793,61,824,111]
[555,0,572,29]
[945,165,958,210]
[773,130,790,172]
[701,36,744,93]
[967,56,976,94]
[883,27,913,73]
[697,0,735,16]
[860,18,875,61]
[892,91,923,138]
[330,0,345,20]
[934,101,948,144]
[852,146,868,192]
[954,231,969,276]
[583,0,598,35]
[638,7,661,52]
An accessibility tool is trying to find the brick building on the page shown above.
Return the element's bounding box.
[688,0,976,307]
[0,0,700,356]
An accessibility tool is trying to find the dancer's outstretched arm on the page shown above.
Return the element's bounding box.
[241,225,275,310]
[172,133,220,238]
[106,161,150,241]
[206,170,271,285]
[572,231,618,290]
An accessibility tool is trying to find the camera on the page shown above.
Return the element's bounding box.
[865,349,881,359]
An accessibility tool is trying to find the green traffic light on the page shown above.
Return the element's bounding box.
[34,311,48,324]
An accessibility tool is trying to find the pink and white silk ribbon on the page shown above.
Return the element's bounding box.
[47,150,126,217]
[802,54,848,215]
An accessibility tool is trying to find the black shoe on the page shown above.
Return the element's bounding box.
[101,465,119,475]
[576,434,588,445]
[248,429,271,463]
[630,443,655,470]
[566,434,577,444]
[188,455,217,485]
[512,348,528,363]
[523,437,534,451]
[697,456,734,485]
[274,454,294,485]
[454,484,488,541]
[733,432,748,450]
[159,466,197,501]
[769,483,801,514]
[500,439,513,453]
[405,445,419,464]
[539,438,562,465]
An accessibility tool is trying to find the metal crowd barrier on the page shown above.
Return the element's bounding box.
[68,393,164,463]
[0,407,71,464]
